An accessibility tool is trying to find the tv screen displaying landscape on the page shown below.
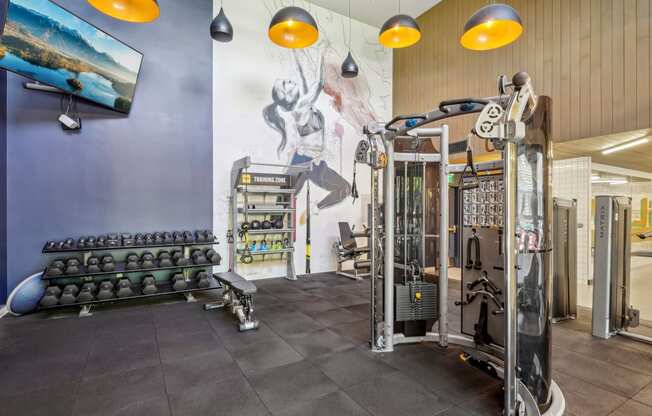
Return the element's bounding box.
[0,0,143,113]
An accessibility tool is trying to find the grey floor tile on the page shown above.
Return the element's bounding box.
[345,371,453,416]
[273,390,370,416]
[168,374,268,416]
[247,360,339,413]
[79,396,171,416]
[0,383,77,416]
[345,303,371,319]
[308,307,364,327]
[556,351,652,397]
[74,366,167,415]
[634,383,652,407]
[610,400,652,416]
[163,349,240,394]
[457,388,503,416]
[158,330,223,363]
[231,337,303,374]
[315,347,398,388]
[553,371,627,416]
[284,328,355,359]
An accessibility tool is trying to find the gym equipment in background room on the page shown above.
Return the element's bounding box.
[357,72,565,416]
[592,196,650,344]
[228,157,309,280]
[552,198,578,322]
[333,222,370,280]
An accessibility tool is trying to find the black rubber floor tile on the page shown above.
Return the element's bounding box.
[289,298,340,314]
[345,371,453,416]
[314,347,399,388]
[231,337,303,374]
[284,328,355,359]
[217,322,281,351]
[265,311,325,336]
[74,366,166,415]
[328,319,371,346]
[158,330,223,363]
[555,351,652,397]
[155,315,214,339]
[0,383,77,416]
[345,303,371,318]
[84,338,160,379]
[457,388,504,416]
[247,360,339,413]
[553,371,627,416]
[168,374,268,416]
[273,390,370,416]
[308,307,363,327]
[0,353,85,396]
[610,400,652,416]
[163,349,240,395]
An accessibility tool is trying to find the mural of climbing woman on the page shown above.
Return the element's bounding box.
[213,0,391,276]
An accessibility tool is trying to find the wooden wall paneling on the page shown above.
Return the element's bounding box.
[551,0,561,140]
[580,0,592,138]
[559,0,569,141]
[612,0,625,133]
[536,0,544,101]
[570,0,581,140]
[601,0,613,135]
[624,0,638,131]
[636,0,650,129]
[590,0,602,138]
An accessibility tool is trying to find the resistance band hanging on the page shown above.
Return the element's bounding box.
[351,160,359,202]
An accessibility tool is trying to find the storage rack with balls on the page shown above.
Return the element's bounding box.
[228,157,309,280]
[39,230,221,316]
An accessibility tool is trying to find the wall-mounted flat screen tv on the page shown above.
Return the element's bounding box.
[0,0,143,113]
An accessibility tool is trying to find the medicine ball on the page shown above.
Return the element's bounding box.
[250,220,261,230]
[262,220,272,230]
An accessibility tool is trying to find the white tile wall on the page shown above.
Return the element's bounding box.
[552,158,592,307]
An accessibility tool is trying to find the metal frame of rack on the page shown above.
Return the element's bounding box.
[228,157,309,281]
[40,237,220,316]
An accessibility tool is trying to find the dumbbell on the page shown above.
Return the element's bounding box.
[40,286,62,306]
[47,259,65,276]
[97,281,115,300]
[77,282,97,303]
[65,258,81,275]
[172,250,190,266]
[116,278,134,298]
[273,217,284,229]
[86,236,97,248]
[87,256,102,273]
[45,241,57,251]
[195,271,212,288]
[125,253,140,270]
[144,233,155,245]
[158,251,173,267]
[262,220,273,230]
[107,233,120,247]
[195,230,208,242]
[171,273,187,291]
[141,252,155,269]
[96,235,107,247]
[77,237,87,248]
[62,238,75,249]
[59,284,79,305]
[183,230,194,243]
[100,255,115,272]
[173,231,184,244]
[142,275,157,295]
[205,248,221,264]
[135,233,145,246]
[205,230,214,242]
[191,249,208,264]
[163,231,174,243]
[154,232,165,244]
[122,233,135,246]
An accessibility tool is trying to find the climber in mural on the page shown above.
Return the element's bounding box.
[263,49,351,210]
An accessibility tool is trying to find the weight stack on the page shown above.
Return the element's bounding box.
[394,281,438,322]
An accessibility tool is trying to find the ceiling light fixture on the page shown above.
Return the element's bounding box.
[87,0,159,23]
[601,137,650,155]
[341,0,358,78]
[211,0,233,42]
[460,2,523,51]
[379,0,421,49]
[269,5,319,49]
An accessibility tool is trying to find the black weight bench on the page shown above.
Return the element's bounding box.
[204,272,259,331]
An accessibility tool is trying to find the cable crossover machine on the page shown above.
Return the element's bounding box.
[354,72,566,416]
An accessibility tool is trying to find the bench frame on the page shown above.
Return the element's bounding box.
[204,273,259,331]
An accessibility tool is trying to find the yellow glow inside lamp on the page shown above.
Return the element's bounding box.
[378,14,421,48]
[269,6,319,49]
[460,3,523,51]
[87,0,160,23]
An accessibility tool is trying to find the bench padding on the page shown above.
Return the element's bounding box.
[216,272,257,295]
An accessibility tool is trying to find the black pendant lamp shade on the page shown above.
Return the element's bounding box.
[211,7,233,42]
[268,6,319,49]
[341,52,358,78]
[379,14,421,48]
[460,3,523,51]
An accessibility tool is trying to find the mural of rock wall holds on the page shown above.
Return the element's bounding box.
[213,0,392,279]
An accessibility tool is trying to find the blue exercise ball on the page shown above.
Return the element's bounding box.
[7,272,46,316]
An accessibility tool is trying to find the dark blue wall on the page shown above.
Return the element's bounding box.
[0,69,6,302]
[3,0,213,300]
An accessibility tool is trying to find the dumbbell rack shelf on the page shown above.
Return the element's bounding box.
[37,280,221,311]
[236,187,296,194]
[236,248,294,255]
[42,238,218,253]
[246,229,295,235]
[39,236,221,316]
[42,260,220,280]
[237,208,296,214]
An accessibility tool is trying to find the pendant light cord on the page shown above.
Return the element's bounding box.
[348,0,352,51]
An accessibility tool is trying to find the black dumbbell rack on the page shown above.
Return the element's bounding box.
[38,237,220,316]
